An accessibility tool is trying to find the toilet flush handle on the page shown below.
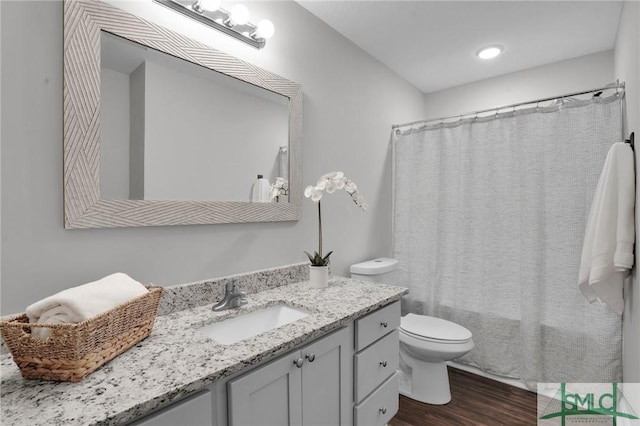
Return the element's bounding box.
[380,360,387,367]
[380,321,388,328]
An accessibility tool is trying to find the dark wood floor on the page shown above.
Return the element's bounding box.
[389,367,538,426]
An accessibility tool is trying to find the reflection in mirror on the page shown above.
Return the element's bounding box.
[100,31,290,202]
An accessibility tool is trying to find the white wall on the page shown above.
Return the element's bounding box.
[424,50,614,118]
[0,0,2,298]
[615,0,640,384]
[0,0,425,314]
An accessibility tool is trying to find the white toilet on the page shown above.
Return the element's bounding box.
[350,258,474,405]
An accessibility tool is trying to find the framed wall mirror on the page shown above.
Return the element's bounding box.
[63,0,303,228]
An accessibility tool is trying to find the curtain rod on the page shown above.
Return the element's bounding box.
[391,81,625,130]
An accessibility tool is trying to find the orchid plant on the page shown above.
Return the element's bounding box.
[270,177,289,200]
[304,171,367,267]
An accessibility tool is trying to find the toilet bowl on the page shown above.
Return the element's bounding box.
[399,314,474,405]
[350,258,474,406]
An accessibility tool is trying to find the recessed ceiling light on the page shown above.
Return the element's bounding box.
[476,45,503,60]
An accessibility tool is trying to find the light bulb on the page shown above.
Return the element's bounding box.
[476,45,502,60]
[199,0,220,11]
[193,0,220,13]
[230,4,250,25]
[255,19,275,39]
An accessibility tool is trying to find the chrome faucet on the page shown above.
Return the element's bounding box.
[212,281,248,311]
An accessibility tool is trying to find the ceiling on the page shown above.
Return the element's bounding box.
[297,1,623,94]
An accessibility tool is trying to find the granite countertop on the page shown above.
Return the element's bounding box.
[0,276,407,426]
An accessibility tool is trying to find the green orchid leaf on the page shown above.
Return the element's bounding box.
[305,250,332,266]
[304,251,315,263]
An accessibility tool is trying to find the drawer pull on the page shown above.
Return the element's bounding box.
[293,358,304,368]
[306,353,316,362]
[380,407,387,414]
[380,360,388,367]
[380,321,388,328]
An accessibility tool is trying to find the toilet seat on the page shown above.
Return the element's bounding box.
[400,314,472,344]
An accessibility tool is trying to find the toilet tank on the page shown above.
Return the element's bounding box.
[350,258,399,285]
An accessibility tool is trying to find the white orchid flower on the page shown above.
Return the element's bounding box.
[315,179,328,190]
[325,180,338,193]
[351,192,367,210]
[320,171,336,181]
[305,185,323,202]
[270,178,289,200]
[306,172,366,208]
[304,185,314,197]
[345,180,357,193]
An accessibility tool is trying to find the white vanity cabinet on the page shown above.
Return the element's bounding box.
[127,301,402,426]
[353,301,401,426]
[227,326,352,426]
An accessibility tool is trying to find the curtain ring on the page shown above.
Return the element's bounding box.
[536,101,540,112]
[474,113,478,122]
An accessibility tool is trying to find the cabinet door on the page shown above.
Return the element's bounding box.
[227,351,303,426]
[301,327,353,426]
[129,390,212,426]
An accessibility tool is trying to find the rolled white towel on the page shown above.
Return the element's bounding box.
[26,273,149,340]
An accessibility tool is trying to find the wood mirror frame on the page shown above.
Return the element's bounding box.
[63,0,302,228]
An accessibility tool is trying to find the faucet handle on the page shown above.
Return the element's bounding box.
[225,281,237,293]
[229,295,248,308]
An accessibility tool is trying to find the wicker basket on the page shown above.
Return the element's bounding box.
[0,286,163,382]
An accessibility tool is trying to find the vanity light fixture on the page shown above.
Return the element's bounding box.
[153,0,275,49]
[476,45,503,60]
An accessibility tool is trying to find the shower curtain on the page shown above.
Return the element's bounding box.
[393,94,624,388]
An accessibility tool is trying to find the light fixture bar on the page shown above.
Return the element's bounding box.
[153,0,266,49]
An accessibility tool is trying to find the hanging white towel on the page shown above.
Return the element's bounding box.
[579,142,635,314]
[26,273,149,339]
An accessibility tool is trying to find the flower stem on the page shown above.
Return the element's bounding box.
[318,201,322,257]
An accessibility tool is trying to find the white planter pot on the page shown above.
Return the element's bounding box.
[309,265,329,289]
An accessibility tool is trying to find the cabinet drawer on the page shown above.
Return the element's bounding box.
[354,329,399,401]
[355,301,400,351]
[354,373,399,426]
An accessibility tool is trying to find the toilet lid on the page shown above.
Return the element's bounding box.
[401,314,472,342]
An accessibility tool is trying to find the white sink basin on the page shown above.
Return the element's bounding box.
[198,304,310,345]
